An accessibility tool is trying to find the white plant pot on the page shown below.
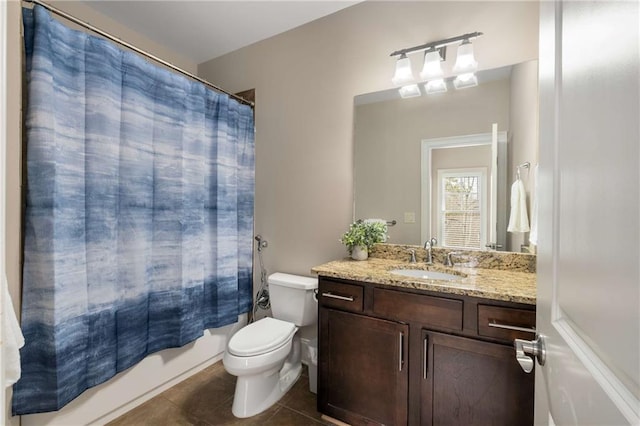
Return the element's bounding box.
[351,245,368,261]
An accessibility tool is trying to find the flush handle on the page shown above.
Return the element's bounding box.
[514,335,546,373]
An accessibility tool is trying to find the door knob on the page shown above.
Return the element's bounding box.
[514,335,546,373]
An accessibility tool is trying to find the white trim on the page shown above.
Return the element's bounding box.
[553,315,640,425]
[421,131,507,246]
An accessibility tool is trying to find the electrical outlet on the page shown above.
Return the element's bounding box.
[404,212,416,223]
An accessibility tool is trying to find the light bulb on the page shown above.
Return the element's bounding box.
[420,49,443,80]
[398,84,421,98]
[453,73,478,89]
[424,79,448,94]
[453,40,478,74]
[392,54,414,86]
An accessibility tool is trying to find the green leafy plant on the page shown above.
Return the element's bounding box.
[339,220,387,254]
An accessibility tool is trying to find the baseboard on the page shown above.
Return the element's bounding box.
[321,414,351,426]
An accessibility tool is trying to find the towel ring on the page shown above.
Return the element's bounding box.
[516,162,531,180]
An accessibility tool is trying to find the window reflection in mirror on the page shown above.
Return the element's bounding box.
[438,169,486,250]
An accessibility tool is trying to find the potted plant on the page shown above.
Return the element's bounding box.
[340,220,387,260]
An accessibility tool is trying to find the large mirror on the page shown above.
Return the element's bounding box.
[354,60,538,253]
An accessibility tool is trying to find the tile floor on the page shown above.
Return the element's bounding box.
[108,361,331,426]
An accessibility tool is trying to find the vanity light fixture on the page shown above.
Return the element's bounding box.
[420,48,447,94]
[390,32,483,96]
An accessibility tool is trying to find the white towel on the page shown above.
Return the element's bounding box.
[507,179,530,233]
[529,165,539,245]
[3,274,25,386]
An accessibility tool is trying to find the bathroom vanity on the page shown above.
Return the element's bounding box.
[312,245,536,426]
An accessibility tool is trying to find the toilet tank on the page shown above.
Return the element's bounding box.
[268,272,318,326]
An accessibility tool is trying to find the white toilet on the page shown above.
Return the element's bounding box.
[223,272,318,418]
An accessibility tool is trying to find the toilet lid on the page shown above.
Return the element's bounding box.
[228,317,297,357]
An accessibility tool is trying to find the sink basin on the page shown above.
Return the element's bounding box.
[389,269,461,281]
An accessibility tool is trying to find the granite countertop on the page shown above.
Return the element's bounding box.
[311,257,536,305]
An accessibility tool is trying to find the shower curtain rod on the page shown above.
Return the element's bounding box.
[22,0,255,108]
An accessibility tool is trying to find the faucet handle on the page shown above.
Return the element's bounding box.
[408,249,417,263]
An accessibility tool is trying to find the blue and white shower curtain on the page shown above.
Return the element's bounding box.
[14,6,254,415]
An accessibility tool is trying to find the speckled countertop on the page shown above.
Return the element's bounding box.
[311,248,537,305]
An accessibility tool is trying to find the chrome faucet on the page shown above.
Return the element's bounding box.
[423,237,437,264]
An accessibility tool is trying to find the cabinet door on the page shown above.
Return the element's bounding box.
[319,307,409,426]
[421,330,534,426]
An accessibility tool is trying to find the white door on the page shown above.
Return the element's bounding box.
[535,1,639,425]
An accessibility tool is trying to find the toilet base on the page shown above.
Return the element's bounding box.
[230,337,302,418]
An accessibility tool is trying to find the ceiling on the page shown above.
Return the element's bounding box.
[83,1,361,64]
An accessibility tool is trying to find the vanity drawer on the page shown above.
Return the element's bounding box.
[477,304,536,342]
[372,288,463,330]
[318,279,364,313]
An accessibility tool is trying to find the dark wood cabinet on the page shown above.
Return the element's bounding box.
[421,330,534,425]
[317,276,535,426]
[319,307,409,426]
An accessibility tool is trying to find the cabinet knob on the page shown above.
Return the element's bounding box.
[514,335,546,373]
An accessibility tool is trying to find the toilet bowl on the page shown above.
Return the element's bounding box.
[223,272,318,418]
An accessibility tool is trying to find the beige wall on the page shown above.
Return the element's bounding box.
[5,0,22,325]
[198,1,539,281]
[354,79,509,245]
[5,3,24,424]
[2,2,10,423]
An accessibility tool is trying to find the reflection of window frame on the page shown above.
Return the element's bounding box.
[437,168,487,250]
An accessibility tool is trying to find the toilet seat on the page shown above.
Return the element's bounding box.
[228,317,297,357]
